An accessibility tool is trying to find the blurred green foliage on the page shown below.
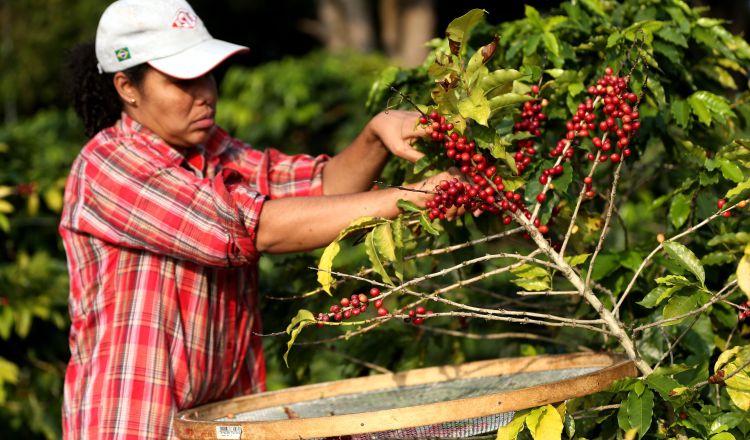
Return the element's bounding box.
[217,50,389,155]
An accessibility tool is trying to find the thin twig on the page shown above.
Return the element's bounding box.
[633,282,738,332]
[560,151,602,258]
[417,325,594,352]
[323,346,393,374]
[374,181,436,194]
[516,290,578,296]
[689,356,750,392]
[572,404,621,419]
[652,315,700,370]
[614,201,743,315]
[585,159,624,289]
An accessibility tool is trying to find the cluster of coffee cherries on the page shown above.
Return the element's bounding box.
[584,66,640,163]
[315,287,436,327]
[419,112,540,229]
[513,84,547,175]
[316,288,392,327]
[417,66,644,236]
[738,300,750,323]
[425,177,501,220]
[404,305,433,326]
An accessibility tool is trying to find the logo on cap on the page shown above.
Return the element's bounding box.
[172,10,197,29]
[115,47,131,62]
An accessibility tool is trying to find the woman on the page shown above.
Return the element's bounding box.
[61,0,452,438]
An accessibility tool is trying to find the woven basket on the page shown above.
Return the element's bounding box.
[174,352,636,440]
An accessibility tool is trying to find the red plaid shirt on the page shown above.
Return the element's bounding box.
[60,114,327,439]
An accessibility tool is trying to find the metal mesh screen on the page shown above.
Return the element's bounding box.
[217,366,600,439]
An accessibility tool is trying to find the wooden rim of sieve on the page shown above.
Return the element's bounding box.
[174,352,637,439]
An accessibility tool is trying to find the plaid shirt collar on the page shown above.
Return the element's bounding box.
[115,112,230,169]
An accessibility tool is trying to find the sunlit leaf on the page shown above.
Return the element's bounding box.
[283,309,316,366]
[663,241,705,286]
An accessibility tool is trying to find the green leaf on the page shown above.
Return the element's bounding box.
[656,25,689,47]
[688,91,735,126]
[373,223,397,262]
[525,5,543,27]
[564,254,590,267]
[688,93,712,125]
[701,251,735,266]
[579,0,606,17]
[392,217,404,282]
[317,216,386,294]
[645,373,682,400]
[662,292,700,326]
[489,93,534,113]
[718,158,745,183]
[542,31,560,58]
[663,241,705,286]
[710,412,746,434]
[283,309,316,366]
[671,99,691,128]
[419,212,441,235]
[638,285,681,308]
[397,199,422,213]
[445,9,486,48]
[626,388,654,438]
[480,69,524,96]
[365,225,395,286]
[726,178,750,200]
[669,192,692,229]
[413,155,433,174]
[512,265,549,279]
[710,433,736,440]
[513,278,551,291]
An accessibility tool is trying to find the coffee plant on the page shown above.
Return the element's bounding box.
[283,2,750,439]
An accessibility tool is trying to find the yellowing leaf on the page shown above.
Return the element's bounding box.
[737,252,750,300]
[458,87,491,126]
[365,225,395,286]
[283,309,316,367]
[715,346,750,410]
[317,217,386,294]
[496,410,528,440]
[527,405,563,440]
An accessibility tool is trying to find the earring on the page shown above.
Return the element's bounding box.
[129,98,136,104]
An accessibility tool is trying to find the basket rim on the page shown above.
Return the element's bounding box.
[174,351,637,440]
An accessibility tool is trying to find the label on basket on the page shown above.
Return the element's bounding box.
[215,425,242,439]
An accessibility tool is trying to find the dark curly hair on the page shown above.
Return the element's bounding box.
[65,42,149,137]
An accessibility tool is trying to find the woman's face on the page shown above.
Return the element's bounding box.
[124,67,218,148]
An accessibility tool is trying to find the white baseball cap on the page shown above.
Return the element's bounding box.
[95,0,249,79]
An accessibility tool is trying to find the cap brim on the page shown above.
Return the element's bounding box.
[148,39,249,80]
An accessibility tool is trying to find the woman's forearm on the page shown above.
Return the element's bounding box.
[256,184,433,254]
[321,124,389,195]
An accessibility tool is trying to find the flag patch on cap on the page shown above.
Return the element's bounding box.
[172,10,197,29]
[115,47,131,62]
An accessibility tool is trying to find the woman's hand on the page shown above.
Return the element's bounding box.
[403,168,468,221]
[367,110,428,163]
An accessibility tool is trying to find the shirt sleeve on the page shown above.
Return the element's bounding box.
[220,136,330,199]
[63,138,265,267]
